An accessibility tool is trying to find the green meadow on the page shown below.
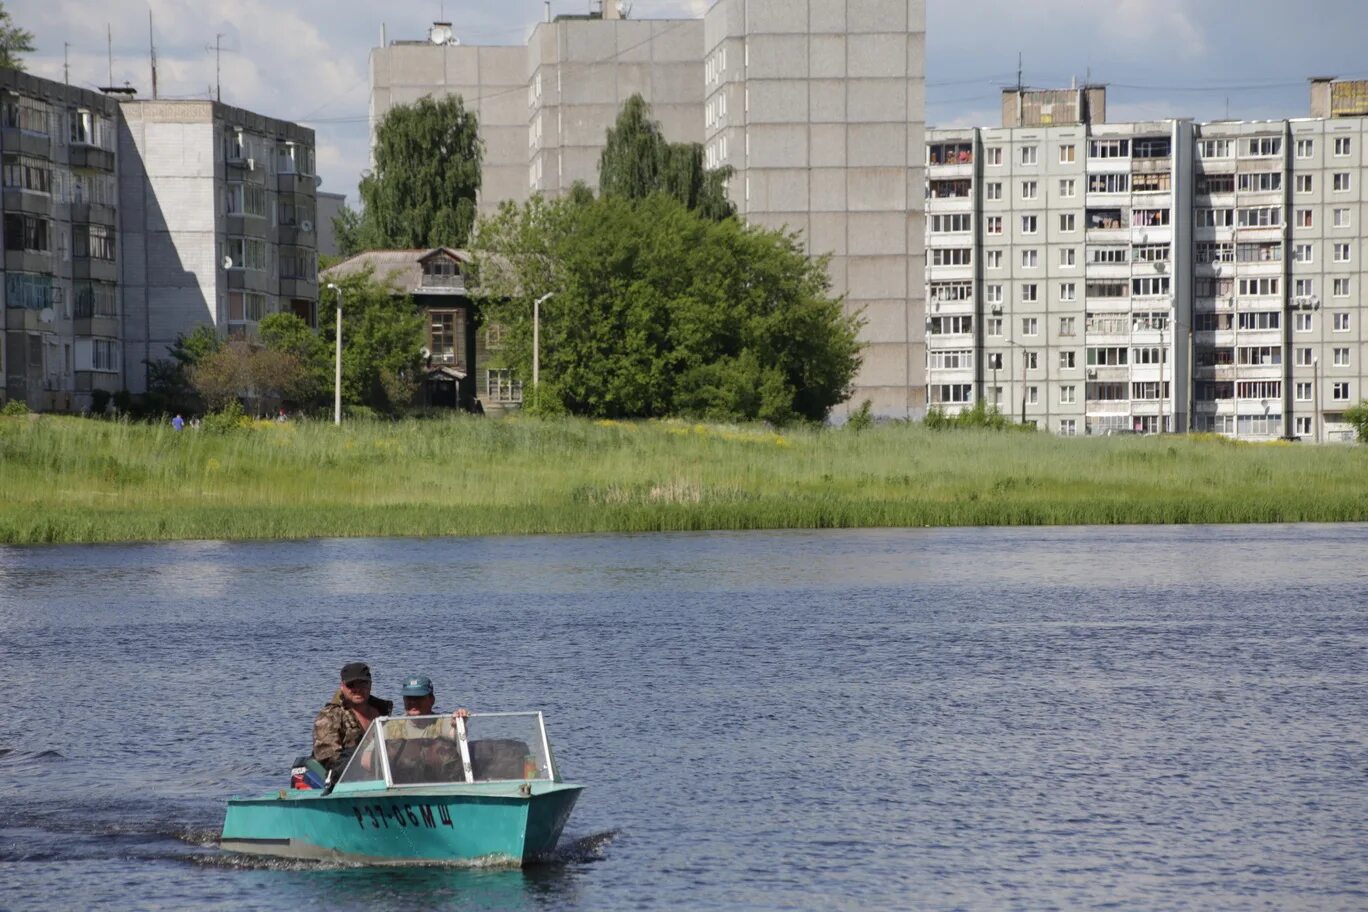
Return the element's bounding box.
[2,413,1367,545]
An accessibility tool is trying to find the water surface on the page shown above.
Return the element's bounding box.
[1,525,1366,910]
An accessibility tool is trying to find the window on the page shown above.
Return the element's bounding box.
[276,142,315,176]
[1296,347,1313,366]
[1134,243,1170,262]
[1238,277,1280,297]
[1196,277,1234,298]
[487,369,523,403]
[1334,312,1351,331]
[1021,214,1038,234]
[1295,138,1314,159]
[227,291,269,322]
[928,350,975,370]
[986,147,1002,166]
[279,200,315,228]
[280,248,315,280]
[1021,180,1038,200]
[1296,174,1313,193]
[1086,347,1129,366]
[1236,312,1280,330]
[90,338,120,373]
[928,142,974,166]
[1086,383,1128,401]
[1237,172,1282,192]
[1020,145,1037,165]
[1132,277,1170,297]
[1059,144,1076,163]
[1132,172,1171,192]
[928,315,974,335]
[73,223,115,260]
[930,384,974,404]
[1060,419,1077,436]
[1295,313,1313,332]
[3,213,50,252]
[1296,209,1313,228]
[2,96,50,135]
[1059,248,1076,267]
[1199,138,1232,158]
[1021,317,1038,336]
[1060,350,1076,369]
[1089,138,1129,159]
[1236,206,1280,227]
[1059,178,1076,198]
[1334,347,1351,367]
[1197,208,1234,228]
[986,250,1002,269]
[1334,278,1351,297]
[1132,382,1170,400]
[930,281,975,304]
[4,272,53,309]
[1060,283,1076,302]
[1091,246,1128,264]
[1236,345,1282,366]
[1086,281,1128,299]
[1335,136,1352,157]
[1133,137,1170,158]
[1059,213,1075,232]
[1333,382,1350,401]
[1194,313,1234,331]
[1296,382,1313,401]
[74,281,117,318]
[1333,243,1351,263]
[1296,416,1312,436]
[1021,249,1038,268]
[1295,278,1313,297]
[986,317,1003,336]
[1333,172,1352,191]
[1293,243,1313,264]
[930,248,972,266]
[1027,385,1039,404]
[226,236,267,271]
[1059,315,1077,335]
[1198,173,1235,194]
[985,284,1003,304]
[985,182,1002,200]
[928,178,972,199]
[225,183,267,218]
[931,213,973,233]
[2,154,52,193]
[1236,381,1281,399]
[1016,284,1038,305]
[1236,242,1281,263]
[1132,347,1166,365]
[1133,208,1170,227]
[1334,208,1351,228]
[1243,137,1282,157]
[1089,173,1129,194]
[986,352,1004,370]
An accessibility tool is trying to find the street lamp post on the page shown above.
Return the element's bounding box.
[532,292,554,406]
[326,282,343,425]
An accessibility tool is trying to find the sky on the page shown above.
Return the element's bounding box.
[14,0,1368,208]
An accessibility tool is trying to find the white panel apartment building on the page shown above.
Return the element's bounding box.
[926,80,1368,441]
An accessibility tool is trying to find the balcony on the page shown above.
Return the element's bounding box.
[277,172,315,195]
[0,127,50,158]
[2,189,52,216]
[418,273,468,295]
[69,145,114,171]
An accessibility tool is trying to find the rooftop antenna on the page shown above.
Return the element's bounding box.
[1016,51,1023,92]
[149,10,158,99]
[107,24,113,87]
[207,33,223,103]
[545,1,551,22]
[63,42,69,84]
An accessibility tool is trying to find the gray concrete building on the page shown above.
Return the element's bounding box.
[703,0,926,419]
[1,71,121,412]
[371,1,928,418]
[119,100,318,394]
[926,79,1368,442]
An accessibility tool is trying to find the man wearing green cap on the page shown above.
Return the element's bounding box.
[384,675,470,784]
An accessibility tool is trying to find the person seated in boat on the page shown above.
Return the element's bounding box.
[312,662,394,778]
[383,675,470,783]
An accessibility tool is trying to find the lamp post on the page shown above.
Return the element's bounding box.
[532,291,554,406]
[1313,354,1320,443]
[326,282,343,425]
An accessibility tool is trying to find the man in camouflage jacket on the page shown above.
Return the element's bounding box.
[312,662,394,776]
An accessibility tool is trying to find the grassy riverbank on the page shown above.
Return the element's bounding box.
[2,413,1367,544]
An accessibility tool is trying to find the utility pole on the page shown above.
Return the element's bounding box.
[149,11,159,99]
[208,33,223,103]
[106,24,113,87]
[63,42,69,85]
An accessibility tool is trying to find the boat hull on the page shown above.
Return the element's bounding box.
[221,782,581,865]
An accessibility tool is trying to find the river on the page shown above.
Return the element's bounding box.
[1,525,1366,910]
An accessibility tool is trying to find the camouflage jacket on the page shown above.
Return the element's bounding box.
[311,690,394,773]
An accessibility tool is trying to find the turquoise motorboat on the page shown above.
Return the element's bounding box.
[221,711,582,865]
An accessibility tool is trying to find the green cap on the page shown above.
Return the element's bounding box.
[401,675,433,697]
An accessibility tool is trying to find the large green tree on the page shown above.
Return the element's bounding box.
[0,3,33,71]
[323,270,426,413]
[339,95,483,256]
[599,95,734,221]
[475,193,860,423]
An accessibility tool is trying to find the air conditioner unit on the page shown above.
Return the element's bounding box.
[246,157,256,171]
[1086,368,1098,379]
[990,304,1003,314]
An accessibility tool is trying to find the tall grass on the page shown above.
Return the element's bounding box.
[2,413,1366,544]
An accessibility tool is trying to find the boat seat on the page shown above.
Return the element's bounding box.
[468,738,534,781]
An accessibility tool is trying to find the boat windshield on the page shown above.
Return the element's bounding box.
[333,712,559,788]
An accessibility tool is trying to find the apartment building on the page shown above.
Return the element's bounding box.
[926,79,1368,441]
[0,71,121,412]
[118,100,318,395]
[0,69,318,410]
[371,1,928,418]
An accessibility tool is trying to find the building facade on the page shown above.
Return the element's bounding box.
[1,71,121,412]
[926,80,1368,441]
[371,1,928,418]
[119,100,319,395]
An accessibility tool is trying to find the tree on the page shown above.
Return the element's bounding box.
[190,341,310,415]
[0,4,34,71]
[142,325,222,416]
[348,95,483,254]
[323,269,425,414]
[260,312,330,408]
[1345,401,1368,442]
[599,95,735,221]
[475,193,860,423]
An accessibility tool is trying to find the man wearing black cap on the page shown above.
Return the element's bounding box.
[311,662,394,777]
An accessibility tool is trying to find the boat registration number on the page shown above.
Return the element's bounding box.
[351,801,455,831]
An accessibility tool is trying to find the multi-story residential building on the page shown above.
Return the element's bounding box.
[1,71,121,412]
[927,79,1368,441]
[371,1,928,418]
[704,0,927,418]
[118,99,318,394]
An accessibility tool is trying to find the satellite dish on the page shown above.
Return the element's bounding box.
[300,219,314,233]
[222,256,234,270]
[39,307,54,323]
[420,347,431,360]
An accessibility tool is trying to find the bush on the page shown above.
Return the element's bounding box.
[90,389,112,417]
[846,399,874,432]
[923,401,1026,432]
[2,399,29,416]
[1345,401,1368,443]
[200,400,251,435]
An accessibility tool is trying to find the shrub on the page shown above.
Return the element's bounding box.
[846,399,874,432]
[90,389,112,417]
[1345,401,1368,443]
[2,399,29,416]
[200,400,251,435]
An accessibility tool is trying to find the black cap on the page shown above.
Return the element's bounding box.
[340,662,372,684]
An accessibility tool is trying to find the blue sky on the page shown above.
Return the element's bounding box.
[15,0,1368,206]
